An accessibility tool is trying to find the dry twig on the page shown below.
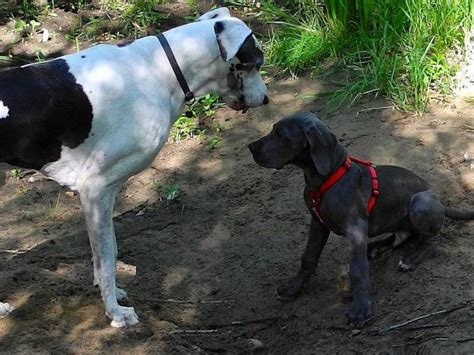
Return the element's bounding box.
[169,329,218,334]
[139,298,235,304]
[370,301,471,335]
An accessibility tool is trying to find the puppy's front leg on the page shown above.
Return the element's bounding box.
[80,184,138,328]
[346,219,373,327]
[277,218,330,301]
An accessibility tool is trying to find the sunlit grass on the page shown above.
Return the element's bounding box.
[262,0,473,112]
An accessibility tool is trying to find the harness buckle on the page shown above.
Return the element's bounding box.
[185,91,195,102]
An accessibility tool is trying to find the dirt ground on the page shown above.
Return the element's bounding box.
[1,4,474,355]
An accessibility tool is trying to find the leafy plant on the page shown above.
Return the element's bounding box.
[14,18,42,37]
[171,94,223,142]
[206,135,222,150]
[10,169,22,180]
[152,181,179,201]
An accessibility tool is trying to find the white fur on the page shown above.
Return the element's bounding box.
[0,101,9,119]
[0,302,14,318]
[25,9,267,327]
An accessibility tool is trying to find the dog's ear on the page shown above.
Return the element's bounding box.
[196,7,231,21]
[213,19,252,62]
[302,116,334,176]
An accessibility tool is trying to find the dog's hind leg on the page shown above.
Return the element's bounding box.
[277,218,330,301]
[80,182,138,327]
[398,191,444,272]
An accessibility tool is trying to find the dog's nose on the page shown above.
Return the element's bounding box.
[263,95,269,105]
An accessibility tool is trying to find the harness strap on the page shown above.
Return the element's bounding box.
[309,156,379,228]
[157,33,195,102]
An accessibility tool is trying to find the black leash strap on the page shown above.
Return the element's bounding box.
[157,33,195,102]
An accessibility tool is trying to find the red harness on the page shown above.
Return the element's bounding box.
[309,156,379,227]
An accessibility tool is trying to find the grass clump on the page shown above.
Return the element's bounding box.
[67,0,169,42]
[171,94,225,148]
[261,0,473,112]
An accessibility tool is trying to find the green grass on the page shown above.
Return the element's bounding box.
[65,1,169,42]
[171,94,225,144]
[152,181,179,201]
[261,0,473,113]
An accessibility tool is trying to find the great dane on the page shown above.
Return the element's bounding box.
[0,7,268,327]
[249,111,473,327]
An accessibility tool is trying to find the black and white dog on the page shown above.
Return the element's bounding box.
[0,8,268,327]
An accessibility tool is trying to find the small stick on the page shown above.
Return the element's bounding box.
[180,204,185,218]
[169,329,218,334]
[211,315,283,328]
[392,336,450,348]
[140,298,235,304]
[356,106,393,116]
[114,201,149,220]
[371,302,470,335]
[0,249,37,254]
[456,337,474,343]
[400,324,448,331]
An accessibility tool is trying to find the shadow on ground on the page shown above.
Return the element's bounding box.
[0,73,472,353]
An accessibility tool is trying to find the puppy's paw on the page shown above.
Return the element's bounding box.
[345,300,373,328]
[276,273,308,302]
[107,306,139,328]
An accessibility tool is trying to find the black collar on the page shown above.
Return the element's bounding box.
[157,33,195,102]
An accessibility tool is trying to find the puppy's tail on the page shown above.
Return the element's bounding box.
[444,207,474,220]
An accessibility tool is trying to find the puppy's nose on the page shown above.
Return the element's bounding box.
[263,95,269,105]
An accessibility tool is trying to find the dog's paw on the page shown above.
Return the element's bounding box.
[276,274,307,302]
[0,302,14,319]
[116,287,128,302]
[398,258,416,272]
[107,306,139,328]
[345,300,373,328]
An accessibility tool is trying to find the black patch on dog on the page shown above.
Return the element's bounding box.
[214,21,225,34]
[214,22,228,60]
[0,59,93,170]
[235,34,263,71]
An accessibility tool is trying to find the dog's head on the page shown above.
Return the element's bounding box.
[197,8,268,112]
[249,111,343,175]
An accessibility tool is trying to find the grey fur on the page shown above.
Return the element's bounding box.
[248,111,474,327]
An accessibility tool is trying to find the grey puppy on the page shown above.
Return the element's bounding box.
[248,111,474,327]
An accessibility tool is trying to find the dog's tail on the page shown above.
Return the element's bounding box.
[444,207,474,220]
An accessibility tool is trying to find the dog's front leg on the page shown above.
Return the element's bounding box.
[277,218,330,301]
[345,219,373,327]
[80,184,138,328]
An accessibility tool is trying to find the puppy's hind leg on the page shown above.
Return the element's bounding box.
[80,182,138,327]
[399,191,444,272]
[277,218,329,301]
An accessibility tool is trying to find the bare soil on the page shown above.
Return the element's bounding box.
[0,4,473,354]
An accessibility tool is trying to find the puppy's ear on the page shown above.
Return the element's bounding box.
[196,7,231,21]
[303,126,333,176]
[213,19,252,61]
